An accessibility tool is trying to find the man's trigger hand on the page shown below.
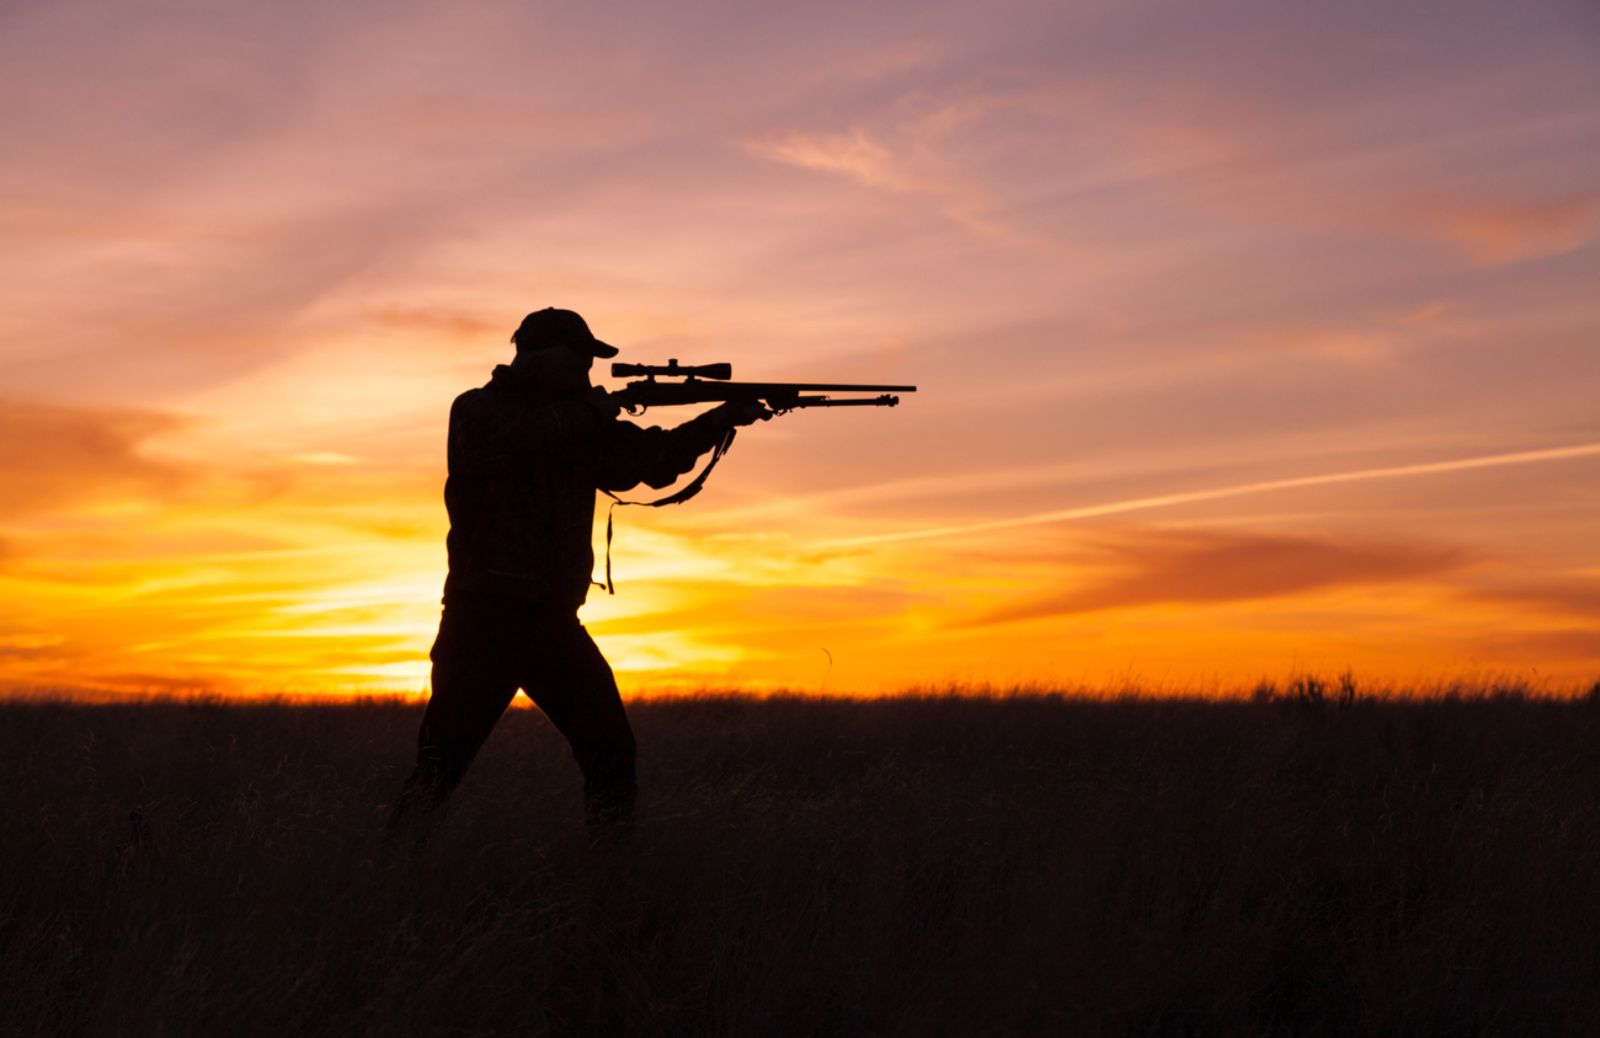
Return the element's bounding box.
[585,387,622,418]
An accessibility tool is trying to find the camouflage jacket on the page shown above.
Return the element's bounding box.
[441,364,736,609]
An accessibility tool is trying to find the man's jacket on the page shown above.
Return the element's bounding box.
[442,364,735,609]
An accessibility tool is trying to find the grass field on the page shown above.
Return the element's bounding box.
[3,687,1598,1035]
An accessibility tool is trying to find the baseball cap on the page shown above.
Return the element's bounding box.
[510,308,620,358]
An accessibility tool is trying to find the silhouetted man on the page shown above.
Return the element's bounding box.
[388,308,769,842]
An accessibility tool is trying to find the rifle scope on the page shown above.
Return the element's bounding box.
[611,359,732,380]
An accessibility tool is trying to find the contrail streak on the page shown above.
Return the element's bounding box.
[821,442,1600,549]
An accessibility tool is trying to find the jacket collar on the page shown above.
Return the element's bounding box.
[487,364,586,401]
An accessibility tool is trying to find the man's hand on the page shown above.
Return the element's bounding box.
[715,399,774,427]
[585,386,622,419]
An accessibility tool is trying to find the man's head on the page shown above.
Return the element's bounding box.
[511,308,619,359]
[509,308,618,390]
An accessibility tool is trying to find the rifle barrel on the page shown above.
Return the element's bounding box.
[788,395,900,408]
[749,382,917,393]
[617,379,916,393]
[610,377,916,412]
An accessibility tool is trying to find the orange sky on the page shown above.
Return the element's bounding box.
[2,1,1597,697]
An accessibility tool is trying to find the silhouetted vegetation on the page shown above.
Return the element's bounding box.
[4,687,1597,1035]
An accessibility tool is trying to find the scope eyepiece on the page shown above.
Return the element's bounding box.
[611,359,733,381]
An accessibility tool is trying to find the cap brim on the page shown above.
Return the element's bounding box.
[588,339,620,358]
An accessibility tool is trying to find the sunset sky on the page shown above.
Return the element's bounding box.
[2,1,1597,697]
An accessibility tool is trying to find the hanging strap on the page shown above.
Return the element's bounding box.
[591,426,738,595]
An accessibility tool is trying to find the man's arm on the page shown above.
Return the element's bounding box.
[592,393,769,492]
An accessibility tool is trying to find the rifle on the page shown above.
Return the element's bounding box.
[591,359,916,595]
[608,359,915,415]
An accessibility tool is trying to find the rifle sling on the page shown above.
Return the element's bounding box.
[592,426,737,595]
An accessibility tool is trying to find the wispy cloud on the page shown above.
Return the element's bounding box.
[0,400,190,518]
[1469,580,1600,620]
[823,443,1600,549]
[1422,194,1599,266]
[1475,628,1600,664]
[966,529,1465,627]
[746,126,1037,247]
[750,130,922,193]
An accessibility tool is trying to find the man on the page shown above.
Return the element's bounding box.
[388,308,769,841]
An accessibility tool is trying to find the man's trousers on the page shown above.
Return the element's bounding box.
[389,594,637,833]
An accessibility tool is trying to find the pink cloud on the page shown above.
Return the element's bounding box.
[968,529,1466,627]
[0,400,189,518]
[1422,194,1598,265]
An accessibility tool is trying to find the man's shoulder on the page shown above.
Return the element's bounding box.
[452,372,518,412]
[449,386,487,424]
[449,379,607,442]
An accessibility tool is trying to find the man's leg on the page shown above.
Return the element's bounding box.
[521,615,637,836]
[388,602,519,838]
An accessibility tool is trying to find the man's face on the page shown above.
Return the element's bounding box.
[513,342,593,388]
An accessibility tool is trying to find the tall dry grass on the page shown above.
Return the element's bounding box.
[3,687,1597,1034]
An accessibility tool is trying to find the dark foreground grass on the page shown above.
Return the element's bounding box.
[2,690,1598,1035]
